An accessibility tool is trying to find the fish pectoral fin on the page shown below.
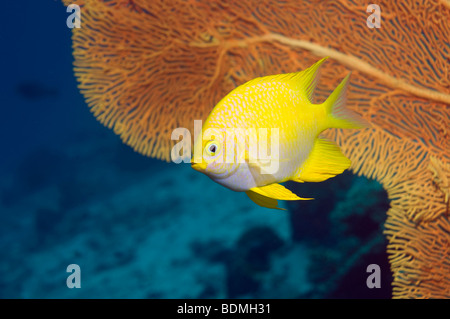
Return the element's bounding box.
[295,138,351,183]
[247,158,290,178]
[250,183,313,201]
[246,190,285,210]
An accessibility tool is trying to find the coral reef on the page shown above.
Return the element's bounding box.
[62,0,450,298]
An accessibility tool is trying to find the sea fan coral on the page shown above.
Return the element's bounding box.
[63,0,450,298]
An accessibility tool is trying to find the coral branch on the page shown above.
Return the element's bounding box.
[64,0,450,298]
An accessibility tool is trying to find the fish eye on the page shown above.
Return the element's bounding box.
[205,141,220,156]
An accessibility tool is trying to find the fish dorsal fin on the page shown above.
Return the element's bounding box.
[294,138,351,183]
[234,57,328,103]
[246,190,285,210]
[289,57,328,103]
[249,183,313,201]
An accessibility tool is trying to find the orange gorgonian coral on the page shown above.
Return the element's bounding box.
[63,0,450,298]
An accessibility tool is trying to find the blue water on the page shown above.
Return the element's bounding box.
[0,1,390,299]
[1,1,102,174]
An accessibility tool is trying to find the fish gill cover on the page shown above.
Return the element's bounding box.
[62,0,450,298]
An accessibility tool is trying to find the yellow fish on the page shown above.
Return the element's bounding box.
[191,58,369,210]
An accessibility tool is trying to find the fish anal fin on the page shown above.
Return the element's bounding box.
[295,138,351,183]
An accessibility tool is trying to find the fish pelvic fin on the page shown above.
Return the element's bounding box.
[295,138,351,183]
[251,183,313,200]
[324,73,370,129]
[246,183,313,210]
[246,190,285,210]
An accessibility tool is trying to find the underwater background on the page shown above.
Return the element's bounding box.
[3,1,447,299]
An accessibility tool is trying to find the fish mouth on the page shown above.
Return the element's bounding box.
[191,162,207,171]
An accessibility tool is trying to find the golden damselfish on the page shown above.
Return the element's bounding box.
[192,58,369,210]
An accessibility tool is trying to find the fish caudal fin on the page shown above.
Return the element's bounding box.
[324,73,370,129]
[246,183,313,210]
[295,138,351,183]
